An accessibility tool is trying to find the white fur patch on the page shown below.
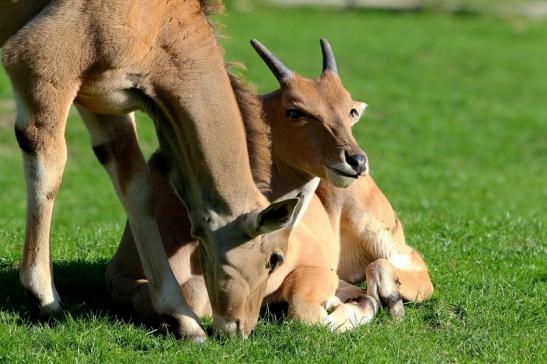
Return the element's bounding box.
[291,178,320,227]
[361,220,400,259]
[323,296,343,313]
[325,164,358,188]
[351,101,368,126]
[324,300,377,332]
[20,266,62,312]
[390,253,416,270]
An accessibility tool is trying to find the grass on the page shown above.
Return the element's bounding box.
[1,3,546,363]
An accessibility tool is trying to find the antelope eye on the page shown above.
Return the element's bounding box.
[350,108,359,119]
[267,253,284,274]
[286,109,306,120]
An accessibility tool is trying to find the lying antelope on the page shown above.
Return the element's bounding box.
[1,0,309,341]
[107,39,375,335]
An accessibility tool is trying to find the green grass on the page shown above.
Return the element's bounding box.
[1,4,546,363]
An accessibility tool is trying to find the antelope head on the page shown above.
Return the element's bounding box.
[253,39,368,188]
[204,195,305,338]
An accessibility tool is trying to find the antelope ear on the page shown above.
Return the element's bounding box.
[243,196,303,238]
[351,101,368,126]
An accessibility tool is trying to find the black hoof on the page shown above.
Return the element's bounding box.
[23,289,64,323]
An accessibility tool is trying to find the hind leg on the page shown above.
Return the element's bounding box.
[109,272,159,324]
[324,280,379,331]
[109,272,211,322]
[11,81,76,317]
[326,295,379,332]
[335,279,367,302]
[181,276,212,319]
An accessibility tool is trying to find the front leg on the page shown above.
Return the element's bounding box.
[11,83,74,318]
[281,267,340,327]
[284,269,377,332]
[366,251,433,319]
[77,107,205,342]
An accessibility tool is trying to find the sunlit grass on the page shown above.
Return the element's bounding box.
[0,5,546,362]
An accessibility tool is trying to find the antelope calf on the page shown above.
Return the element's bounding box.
[107,39,375,335]
[1,0,308,341]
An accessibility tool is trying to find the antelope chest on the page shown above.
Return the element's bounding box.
[265,196,339,296]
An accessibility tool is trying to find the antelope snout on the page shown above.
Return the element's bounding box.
[212,314,250,338]
[345,151,368,175]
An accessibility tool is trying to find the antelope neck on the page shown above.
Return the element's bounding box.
[270,156,320,225]
[260,91,320,217]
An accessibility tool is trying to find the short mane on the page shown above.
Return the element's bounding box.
[200,0,224,16]
[228,70,272,196]
[204,1,272,196]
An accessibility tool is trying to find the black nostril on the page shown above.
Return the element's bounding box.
[345,152,366,173]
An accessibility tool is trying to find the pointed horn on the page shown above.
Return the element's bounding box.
[320,38,338,75]
[250,39,293,82]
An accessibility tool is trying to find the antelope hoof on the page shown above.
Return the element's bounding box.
[24,288,64,320]
[323,296,344,313]
[40,301,64,320]
[387,299,405,320]
[188,332,207,345]
[324,307,361,332]
[324,296,378,332]
[161,313,207,343]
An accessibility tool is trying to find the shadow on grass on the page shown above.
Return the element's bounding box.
[0,259,292,335]
[0,259,137,327]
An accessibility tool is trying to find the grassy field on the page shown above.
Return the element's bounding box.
[1,3,546,363]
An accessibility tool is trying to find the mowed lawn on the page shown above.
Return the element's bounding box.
[0,4,546,363]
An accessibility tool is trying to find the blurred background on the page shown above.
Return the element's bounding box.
[0,0,545,361]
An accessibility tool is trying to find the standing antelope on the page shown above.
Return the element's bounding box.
[107,39,374,335]
[1,0,308,341]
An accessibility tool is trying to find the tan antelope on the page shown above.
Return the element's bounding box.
[107,39,376,335]
[1,0,314,341]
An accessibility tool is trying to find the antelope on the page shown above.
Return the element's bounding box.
[1,0,312,341]
[106,39,375,335]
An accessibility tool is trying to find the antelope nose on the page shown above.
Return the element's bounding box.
[345,152,367,174]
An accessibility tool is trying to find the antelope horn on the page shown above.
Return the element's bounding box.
[320,38,338,75]
[250,39,293,82]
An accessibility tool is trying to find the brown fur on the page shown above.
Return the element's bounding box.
[106,43,371,334]
[228,71,272,194]
[200,0,224,16]
[2,0,305,341]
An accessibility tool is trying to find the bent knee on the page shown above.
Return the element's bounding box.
[365,258,392,280]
